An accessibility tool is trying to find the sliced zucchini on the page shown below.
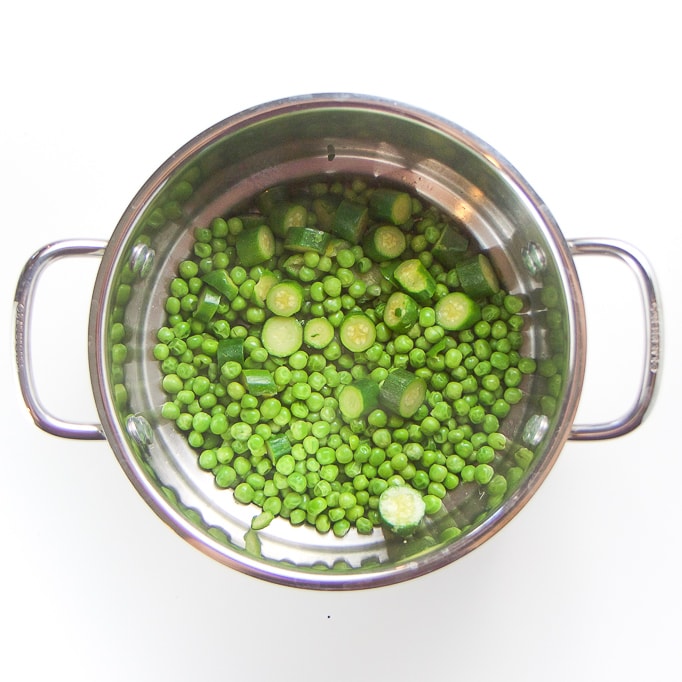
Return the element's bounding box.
[266,280,304,317]
[236,213,268,230]
[393,258,437,304]
[339,313,377,353]
[261,316,303,357]
[282,254,305,278]
[338,378,381,419]
[284,226,331,254]
[312,194,341,229]
[362,224,407,262]
[269,202,308,237]
[201,269,239,300]
[235,224,275,267]
[257,185,289,214]
[241,369,278,396]
[194,287,221,322]
[383,291,419,333]
[251,270,279,308]
[432,222,469,269]
[303,317,335,349]
[368,188,412,226]
[456,253,500,298]
[217,337,245,367]
[331,199,369,243]
[434,292,481,331]
[379,368,427,418]
[266,434,292,461]
[324,237,352,258]
[378,485,426,536]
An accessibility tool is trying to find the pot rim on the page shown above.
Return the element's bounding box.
[89,93,587,589]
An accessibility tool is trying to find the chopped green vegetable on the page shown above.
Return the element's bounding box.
[368,188,413,226]
[217,338,244,367]
[284,226,330,254]
[456,253,500,298]
[303,317,335,349]
[435,292,481,330]
[383,291,419,333]
[269,202,308,237]
[201,269,239,300]
[338,378,381,419]
[393,258,437,303]
[235,224,275,267]
[378,485,426,536]
[362,224,407,262]
[339,313,377,352]
[251,270,278,307]
[432,221,469,268]
[380,368,427,418]
[266,280,303,317]
[154,175,538,538]
[195,287,221,322]
[241,369,277,396]
[331,199,369,243]
[261,316,303,357]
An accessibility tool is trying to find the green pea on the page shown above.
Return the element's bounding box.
[234,482,255,504]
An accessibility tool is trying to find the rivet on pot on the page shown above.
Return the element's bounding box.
[129,242,155,278]
[522,414,549,447]
[521,242,547,276]
[126,414,154,450]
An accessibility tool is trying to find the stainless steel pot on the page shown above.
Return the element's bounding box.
[14,94,661,589]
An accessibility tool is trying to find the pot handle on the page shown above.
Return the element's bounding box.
[14,239,108,440]
[567,238,661,440]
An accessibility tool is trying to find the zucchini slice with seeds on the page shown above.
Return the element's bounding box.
[266,280,304,317]
[362,224,407,262]
[339,313,376,353]
[434,292,481,331]
[378,485,426,536]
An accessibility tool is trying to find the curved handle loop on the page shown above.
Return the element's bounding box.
[14,239,108,440]
[568,238,661,440]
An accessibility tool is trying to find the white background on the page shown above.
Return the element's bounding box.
[2,2,679,681]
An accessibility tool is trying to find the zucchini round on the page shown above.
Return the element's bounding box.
[378,485,426,536]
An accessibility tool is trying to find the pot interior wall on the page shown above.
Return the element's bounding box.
[93,97,581,588]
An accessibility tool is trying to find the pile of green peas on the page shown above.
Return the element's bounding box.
[153,177,539,537]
